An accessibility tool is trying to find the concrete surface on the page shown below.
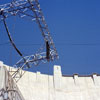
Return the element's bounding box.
[0,61,25,100]
[1,62,100,100]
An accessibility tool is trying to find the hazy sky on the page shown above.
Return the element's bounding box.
[0,0,100,75]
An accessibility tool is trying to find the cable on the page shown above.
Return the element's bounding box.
[55,43,100,46]
[1,42,100,46]
[3,16,23,56]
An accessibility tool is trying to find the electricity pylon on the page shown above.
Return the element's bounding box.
[0,0,58,82]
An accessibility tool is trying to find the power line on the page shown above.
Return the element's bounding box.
[15,43,100,46]
[0,43,100,46]
[1,42,100,46]
[55,43,100,46]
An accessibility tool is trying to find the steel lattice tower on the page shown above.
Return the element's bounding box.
[0,0,58,82]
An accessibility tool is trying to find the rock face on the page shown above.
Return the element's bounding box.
[1,62,100,100]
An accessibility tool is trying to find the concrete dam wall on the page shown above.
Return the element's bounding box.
[0,61,100,100]
[0,61,24,100]
[16,65,100,100]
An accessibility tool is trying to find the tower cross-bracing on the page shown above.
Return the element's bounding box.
[0,0,58,82]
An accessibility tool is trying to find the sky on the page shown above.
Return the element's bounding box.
[0,0,100,75]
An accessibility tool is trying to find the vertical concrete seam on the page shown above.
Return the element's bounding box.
[48,75,50,100]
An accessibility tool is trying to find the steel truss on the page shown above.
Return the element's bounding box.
[0,0,58,82]
[0,66,25,100]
